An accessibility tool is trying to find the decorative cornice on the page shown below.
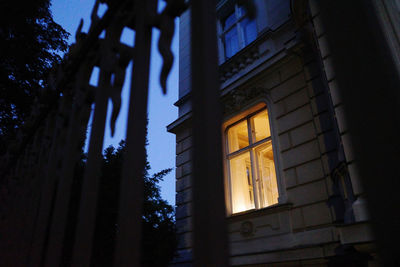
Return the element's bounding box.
[221,86,267,115]
[219,45,262,83]
[218,18,294,86]
[173,92,191,107]
[166,111,192,133]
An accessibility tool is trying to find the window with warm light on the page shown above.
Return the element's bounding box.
[225,108,279,214]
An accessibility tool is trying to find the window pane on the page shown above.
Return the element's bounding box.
[223,12,236,31]
[224,27,239,58]
[255,141,278,208]
[251,110,271,142]
[229,152,255,213]
[242,17,257,45]
[227,120,249,153]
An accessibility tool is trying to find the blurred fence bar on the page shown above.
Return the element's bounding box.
[190,0,229,266]
[0,0,187,266]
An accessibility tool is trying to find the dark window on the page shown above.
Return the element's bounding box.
[220,5,257,59]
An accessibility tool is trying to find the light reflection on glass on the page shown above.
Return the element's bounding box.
[229,152,255,213]
[251,110,271,143]
[227,120,249,153]
[255,141,278,208]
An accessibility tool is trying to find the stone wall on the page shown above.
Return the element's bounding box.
[223,54,339,266]
[170,51,347,265]
[168,1,376,265]
[308,0,370,223]
[173,126,193,266]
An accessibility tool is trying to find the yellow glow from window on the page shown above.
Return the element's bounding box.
[227,120,249,153]
[255,141,278,207]
[227,108,278,214]
[251,110,271,142]
[229,152,255,213]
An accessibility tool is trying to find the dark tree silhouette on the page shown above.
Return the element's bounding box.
[0,0,69,154]
[90,141,177,267]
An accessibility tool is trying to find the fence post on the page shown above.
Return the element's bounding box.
[191,1,229,266]
[113,0,157,266]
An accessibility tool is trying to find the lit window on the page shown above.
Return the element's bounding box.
[226,108,278,214]
[220,5,257,59]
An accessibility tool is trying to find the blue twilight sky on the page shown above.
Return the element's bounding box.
[50,0,179,206]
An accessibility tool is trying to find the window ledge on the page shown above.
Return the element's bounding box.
[227,202,293,223]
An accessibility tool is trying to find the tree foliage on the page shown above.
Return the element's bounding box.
[90,141,177,267]
[0,0,69,153]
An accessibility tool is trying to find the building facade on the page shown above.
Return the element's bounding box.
[167,0,399,265]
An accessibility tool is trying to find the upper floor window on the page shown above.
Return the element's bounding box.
[225,107,279,214]
[219,4,257,59]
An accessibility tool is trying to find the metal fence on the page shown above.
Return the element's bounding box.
[0,0,222,266]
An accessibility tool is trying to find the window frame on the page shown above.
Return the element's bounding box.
[224,106,280,215]
[217,3,258,61]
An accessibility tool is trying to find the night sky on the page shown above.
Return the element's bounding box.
[50,0,179,206]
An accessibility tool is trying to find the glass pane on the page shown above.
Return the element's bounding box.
[223,12,236,31]
[251,110,271,142]
[242,17,257,45]
[224,27,239,58]
[255,141,278,208]
[227,120,249,153]
[229,152,255,213]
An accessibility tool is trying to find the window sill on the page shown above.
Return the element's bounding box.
[227,202,293,223]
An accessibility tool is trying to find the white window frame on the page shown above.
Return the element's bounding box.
[224,106,281,215]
